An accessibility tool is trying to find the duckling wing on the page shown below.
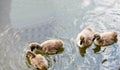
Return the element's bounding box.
[31,58,39,68]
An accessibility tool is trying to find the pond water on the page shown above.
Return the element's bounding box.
[0,0,120,70]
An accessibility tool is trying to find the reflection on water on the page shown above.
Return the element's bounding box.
[78,47,87,57]
[0,0,120,70]
[78,46,90,57]
[93,39,118,53]
[93,45,102,53]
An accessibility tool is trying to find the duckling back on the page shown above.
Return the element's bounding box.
[40,39,64,54]
[31,54,48,70]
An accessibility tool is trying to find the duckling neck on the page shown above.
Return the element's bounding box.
[37,46,42,51]
[29,52,36,58]
[30,56,35,59]
[96,38,102,43]
[96,37,101,41]
[41,64,47,70]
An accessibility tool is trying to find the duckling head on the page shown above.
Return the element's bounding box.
[93,33,100,41]
[39,64,48,70]
[113,32,117,38]
[29,42,40,51]
[26,50,36,58]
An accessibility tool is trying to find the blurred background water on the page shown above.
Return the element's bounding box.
[0,0,120,70]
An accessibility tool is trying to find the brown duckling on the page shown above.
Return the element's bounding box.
[29,39,64,54]
[93,32,117,46]
[26,50,48,70]
[76,27,94,48]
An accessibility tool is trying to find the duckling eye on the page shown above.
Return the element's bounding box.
[26,55,28,58]
[96,36,100,40]
[36,68,40,70]
[92,38,95,41]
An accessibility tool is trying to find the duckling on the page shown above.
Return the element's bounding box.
[76,27,94,48]
[93,32,117,46]
[29,39,64,54]
[26,50,48,70]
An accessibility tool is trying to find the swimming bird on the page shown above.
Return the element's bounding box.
[26,50,48,70]
[76,27,94,48]
[93,32,117,46]
[29,39,64,54]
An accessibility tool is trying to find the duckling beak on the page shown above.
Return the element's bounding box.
[92,38,95,41]
[80,41,82,45]
[36,68,39,70]
[26,55,29,58]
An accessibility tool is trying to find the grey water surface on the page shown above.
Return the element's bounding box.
[0,0,120,70]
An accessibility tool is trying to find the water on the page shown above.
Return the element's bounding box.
[0,0,120,70]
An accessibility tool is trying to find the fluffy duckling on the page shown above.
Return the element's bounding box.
[26,50,48,70]
[29,39,64,54]
[76,27,94,48]
[93,32,117,46]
